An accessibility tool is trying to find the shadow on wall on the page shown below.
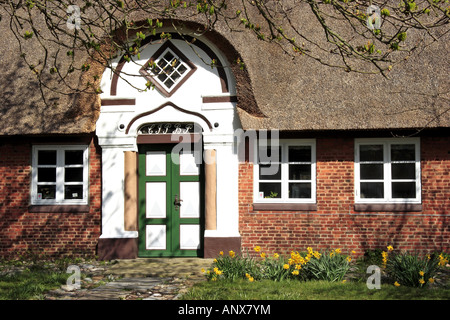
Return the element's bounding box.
[0,139,103,259]
[0,59,100,135]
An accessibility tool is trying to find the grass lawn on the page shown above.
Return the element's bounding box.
[181,278,450,300]
[0,269,68,300]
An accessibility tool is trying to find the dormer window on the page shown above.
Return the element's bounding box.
[140,41,196,97]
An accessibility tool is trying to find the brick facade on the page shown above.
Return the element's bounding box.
[239,136,450,257]
[1,134,448,260]
[0,136,102,259]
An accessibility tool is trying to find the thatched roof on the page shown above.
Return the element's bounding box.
[0,3,448,136]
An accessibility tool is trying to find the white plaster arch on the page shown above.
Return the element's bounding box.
[125,102,213,138]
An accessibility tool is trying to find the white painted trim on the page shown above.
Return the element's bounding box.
[253,139,317,204]
[354,137,421,204]
[31,145,89,205]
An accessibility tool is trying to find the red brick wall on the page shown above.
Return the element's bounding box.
[0,137,102,259]
[239,136,450,257]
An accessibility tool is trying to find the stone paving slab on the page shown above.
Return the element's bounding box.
[45,258,213,300]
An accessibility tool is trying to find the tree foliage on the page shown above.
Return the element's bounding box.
[1,0,448,96]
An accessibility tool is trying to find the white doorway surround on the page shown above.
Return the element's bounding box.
[95,31,241,259]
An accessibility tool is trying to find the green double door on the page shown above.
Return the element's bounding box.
[138,144,204,257]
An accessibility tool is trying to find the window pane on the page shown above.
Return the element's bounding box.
[65,150,83,165]
[37,168,56,182]
[360,145,383,162]
[392,182,416,198]
[65,168,83,182]
[37,185,56,199]
[259,163,281,180]
[360,164,383,180]
[259,183,281,199]
[392,163,415,180]
[178,64,187,75]
[65,185,83,200]
[360,182,384,198]
[165,79,174,88]
[38,150,56,165]
[164,52,174,62]
[391,144,415,161]
[289,146,311,162]
[289,164,311,180]
[289,183,311,199]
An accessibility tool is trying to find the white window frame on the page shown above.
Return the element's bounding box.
[151,47,192,92]
[253,139,316,204]
[355,138,421,204]
[31,145,89,205]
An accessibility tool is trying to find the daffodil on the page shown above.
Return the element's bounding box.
[419,278,425,285]
[201,268,205,273]
[292,270,299,276]
[387,245,394,251]
[335,248,341,254]
[219,251,223,256]
[347,256,352,262]
[419,271,425,276]
[248,276,254,282]
[283,264,290,270]
[429,278,435,284]
[273,253,279,259]
[229,250,235,258]
[254,246,261,252]
[394,281,400,287]
[260,252,266,259]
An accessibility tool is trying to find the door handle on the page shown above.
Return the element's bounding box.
[174,195,183,210]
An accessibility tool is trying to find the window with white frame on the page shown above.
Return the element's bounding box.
[355,138,421,203]
[31,145,89,205]
[254,140,316,203]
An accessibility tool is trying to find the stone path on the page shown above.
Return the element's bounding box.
[44,258,214,300]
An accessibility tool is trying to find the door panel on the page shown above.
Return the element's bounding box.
[180,182,200,218]
[146,182,166,218]
[138,144,203,257]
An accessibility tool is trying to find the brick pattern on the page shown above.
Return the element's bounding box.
[239,136,450,257]
[0,139,102,258]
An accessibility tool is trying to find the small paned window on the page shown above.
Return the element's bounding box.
[254,140,316,203]
[355,138,421,203]
[32,146,89,205]
[140,41,196,97]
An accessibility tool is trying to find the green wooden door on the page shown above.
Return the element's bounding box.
[138,144,204,257]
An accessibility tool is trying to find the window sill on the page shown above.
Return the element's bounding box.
[28,205,90,213]
[253,203,317,211]
[354,203,422,212]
